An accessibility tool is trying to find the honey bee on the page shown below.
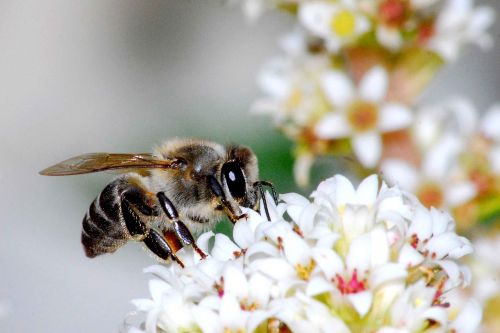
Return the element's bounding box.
[40,138,277,267]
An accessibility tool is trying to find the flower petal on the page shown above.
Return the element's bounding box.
[378,103,413,132]
[321,71,355,107]
[359,66,388,102]
[352,131,382,168]
[315,113,351,139]
[347,291,373,317]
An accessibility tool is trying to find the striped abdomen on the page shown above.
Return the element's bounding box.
[81,178,131,258]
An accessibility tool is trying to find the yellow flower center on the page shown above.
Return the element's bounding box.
[330,10,357,38]
[417,182,444,208]
[347,101,379,132]
[296,260,316,280]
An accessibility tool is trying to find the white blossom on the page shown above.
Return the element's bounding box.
[428,0,495,61]
[315,67,413,168]
[126,174,477,333]
[298,0,370,52]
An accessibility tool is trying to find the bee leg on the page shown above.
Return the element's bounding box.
[121,189,183,267]
[207,175,247,223]
[143,229,184,268]
[156,192,208,259]
[253,181,279,222]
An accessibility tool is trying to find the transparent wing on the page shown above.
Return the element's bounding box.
[39,153,180,176]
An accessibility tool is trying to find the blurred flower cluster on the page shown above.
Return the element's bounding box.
[246,0,498,230]
[125,175,479,333]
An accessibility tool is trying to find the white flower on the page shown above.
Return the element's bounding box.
[480,104,500,174]
[126,174,478,333]
[381,132,477,210]
[412,97,478,151]
[252,31,331,133]
[298,0,370,51]
[315,66,413,168]
[428,0,495,61]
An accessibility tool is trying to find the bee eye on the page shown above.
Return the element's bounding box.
[221,161,246,199]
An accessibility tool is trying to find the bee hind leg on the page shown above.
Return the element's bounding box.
[121,188,184,267]
[156,192,208,259]
[143,229,185,268]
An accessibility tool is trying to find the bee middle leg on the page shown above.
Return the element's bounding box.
[156,192,208,259]
[121,188,184,267]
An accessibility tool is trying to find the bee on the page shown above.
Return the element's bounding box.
[40,138,277,267]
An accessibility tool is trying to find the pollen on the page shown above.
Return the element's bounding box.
[347,101,379,132]
[330,10,357,38]
[414,297,424,308]
[296,260,316,281]
[336,269,368,294]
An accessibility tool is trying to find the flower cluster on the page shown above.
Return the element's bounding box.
[125,175,479,333]
[381,99,500,231]
[239,0,495,61]
[249,0,495,188]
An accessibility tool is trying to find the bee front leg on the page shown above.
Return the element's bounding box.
[121,188,184,267]
[156,192,208,259]
[207,175,247,223]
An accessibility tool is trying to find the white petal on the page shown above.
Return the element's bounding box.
[293,153,315,188]
[148,279,171,303]
[220,295,248,330]
[370,226,390,267]
[352,132,382,168]
[398,243,424,268]
[306,276,335,296]
[281,192,310,207]
[315,113,352,139]
[447,236,473,259]
[359,66,388,102]
[378,104,413,132]
[347,291,373,317]
[196,231,215,254]
[422,306,449,325]
[347,234,372,273]
[211,234,240,261]
[369,263,407,289]
[489,146,500,173]
[282,232,311,266]
[298,3,335,38]
[192,306,222,333]
[248,272,273,306]
[444,181,477,207]
[356,174,379,206]
[311,247,343,280]
[321,71,355,107]
[380,159,419,191]
[223,265,249,300]
[451,299,482,333]
[251,258,296,280]
[247,310,276,333]
[480,104,500,141]
[376,26,402,50]
[426,232,468,259]
[467,6,496,41]
[408,206,433,241]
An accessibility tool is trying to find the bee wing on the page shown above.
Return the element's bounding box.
[39,153,181,176]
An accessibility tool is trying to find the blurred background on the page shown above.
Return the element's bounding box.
[0,0,498,332]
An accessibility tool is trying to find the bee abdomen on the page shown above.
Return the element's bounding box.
[81,179,130,258]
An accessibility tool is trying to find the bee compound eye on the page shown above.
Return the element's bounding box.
[221,161,246,199]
